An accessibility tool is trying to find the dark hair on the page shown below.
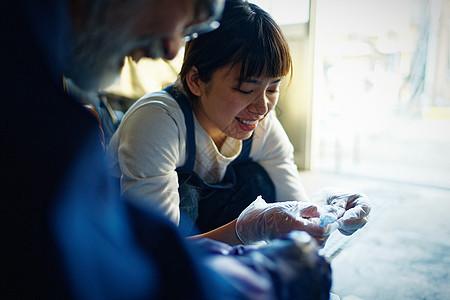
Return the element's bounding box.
[178,0,292,98]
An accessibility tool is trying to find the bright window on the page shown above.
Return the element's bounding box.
[311,0,450,188]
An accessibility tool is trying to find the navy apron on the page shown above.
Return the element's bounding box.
[164,85,275,233]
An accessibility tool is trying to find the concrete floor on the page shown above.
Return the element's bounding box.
[300,171,450,300]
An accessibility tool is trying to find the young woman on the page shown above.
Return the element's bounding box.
[107,0,370,245]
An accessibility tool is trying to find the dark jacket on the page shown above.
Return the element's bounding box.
[0,1,208,298]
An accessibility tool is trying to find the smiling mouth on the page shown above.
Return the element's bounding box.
[236,117,258,126]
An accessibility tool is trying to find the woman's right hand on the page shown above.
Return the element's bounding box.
[235,196,334,246]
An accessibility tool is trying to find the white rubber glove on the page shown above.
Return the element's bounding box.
[235,196,332,245]
[312,187,371,236]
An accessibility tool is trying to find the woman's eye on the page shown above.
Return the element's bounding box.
[237,89,253,95]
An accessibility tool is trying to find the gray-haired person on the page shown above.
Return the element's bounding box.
[1,0,331,299]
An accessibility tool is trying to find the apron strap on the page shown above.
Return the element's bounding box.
[233,136,253,165]
[164,85,196,172]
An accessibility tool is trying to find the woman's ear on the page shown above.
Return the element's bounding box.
[186,66,202,97]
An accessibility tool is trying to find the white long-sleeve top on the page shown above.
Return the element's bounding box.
[107,90,309,225]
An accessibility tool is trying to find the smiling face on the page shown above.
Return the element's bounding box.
[178,1,292,147]
[187,64,283,147]
[66,0,222,91]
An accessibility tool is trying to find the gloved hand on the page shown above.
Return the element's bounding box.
[235,196,333,245]
[312,187,371,236]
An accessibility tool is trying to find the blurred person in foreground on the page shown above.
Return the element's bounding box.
[1,0,331,299]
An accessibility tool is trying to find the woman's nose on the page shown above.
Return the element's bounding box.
[249,94,269,115]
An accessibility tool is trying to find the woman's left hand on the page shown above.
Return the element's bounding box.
[314,187,371,236]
